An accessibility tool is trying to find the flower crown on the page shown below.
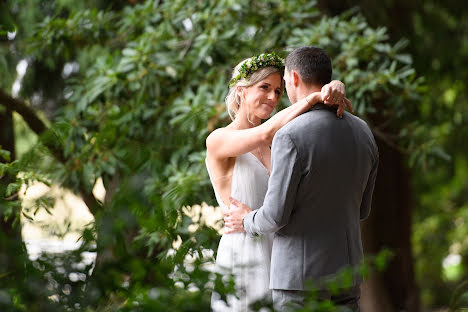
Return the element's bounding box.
[229,52,284,88]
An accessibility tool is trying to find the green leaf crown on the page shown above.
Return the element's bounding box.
[229,52,284,88]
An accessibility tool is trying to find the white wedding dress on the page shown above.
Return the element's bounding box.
[206,152,273,311]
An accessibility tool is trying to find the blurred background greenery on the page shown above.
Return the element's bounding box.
[0,0,467,311]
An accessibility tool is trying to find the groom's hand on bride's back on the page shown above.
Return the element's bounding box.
[223,197,252,234]
[321,80,353,118]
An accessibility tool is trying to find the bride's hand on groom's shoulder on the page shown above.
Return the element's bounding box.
[321,80,354,118]
[223,197,252,234]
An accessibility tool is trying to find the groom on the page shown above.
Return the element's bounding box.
[224,46,379,310]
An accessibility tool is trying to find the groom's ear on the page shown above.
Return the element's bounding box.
[292,70,300,87]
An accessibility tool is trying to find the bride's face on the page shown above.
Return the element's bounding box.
[242,72,282,121]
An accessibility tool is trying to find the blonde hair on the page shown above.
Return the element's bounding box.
[225,59,284,121]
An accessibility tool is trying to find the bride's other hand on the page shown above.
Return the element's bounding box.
[337,97,353,117]
[223,197,252,234]
[321,80,354,117]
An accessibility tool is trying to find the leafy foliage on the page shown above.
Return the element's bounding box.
[0,0,440,310]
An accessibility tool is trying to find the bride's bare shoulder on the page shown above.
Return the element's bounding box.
[206,127,224,148]
[206,124,237,151]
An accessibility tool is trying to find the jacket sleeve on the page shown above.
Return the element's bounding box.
[243,131,302,236]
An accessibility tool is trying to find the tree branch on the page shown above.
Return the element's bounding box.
[0,89,49,135]
[0,89,102,214]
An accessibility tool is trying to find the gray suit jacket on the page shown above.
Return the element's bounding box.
[243,104,379,291]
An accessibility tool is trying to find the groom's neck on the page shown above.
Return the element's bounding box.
[295,84,322,103]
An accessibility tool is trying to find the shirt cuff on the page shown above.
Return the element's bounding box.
[243,210,259,236]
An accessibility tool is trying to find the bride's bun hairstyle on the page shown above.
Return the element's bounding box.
[225,53,284,121]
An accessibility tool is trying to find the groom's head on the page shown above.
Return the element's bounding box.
[284,46,332,104]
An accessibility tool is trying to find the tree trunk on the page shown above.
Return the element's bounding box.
[360,139,420,312]
[0,108,27,285]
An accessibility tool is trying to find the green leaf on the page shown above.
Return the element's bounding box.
[375,249,394,271]
[5,182,21,197]
[394,53,412,64]
[22,212,34,221]
[0,149,11,162]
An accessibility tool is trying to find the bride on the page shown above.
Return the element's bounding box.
[205,53,350,311]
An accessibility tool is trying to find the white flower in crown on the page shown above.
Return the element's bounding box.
[246,59,252,68]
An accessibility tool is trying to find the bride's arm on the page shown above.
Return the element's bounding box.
[206,92,322,161]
